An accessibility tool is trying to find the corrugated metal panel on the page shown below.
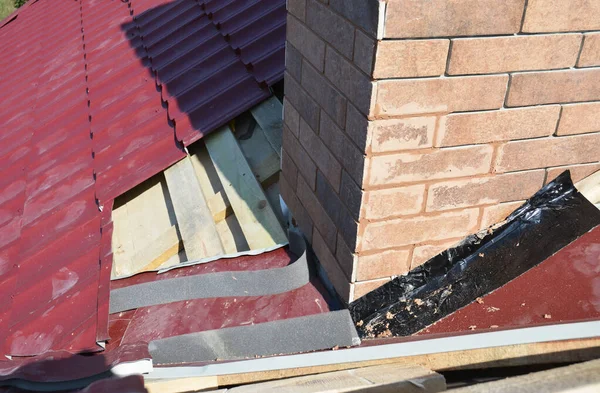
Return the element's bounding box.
[0,0,285,356]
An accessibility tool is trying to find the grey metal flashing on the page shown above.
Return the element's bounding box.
[145,320,600,379]
[109,231,307,313]
[148,310,361,365]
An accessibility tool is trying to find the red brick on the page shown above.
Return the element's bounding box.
[578,33,600,67]
[297,175,337,252]
[299,118,342,191]
[368,145,493,186]
[546,163,600,184]
[411,239,461,268]
[313,228,350,303]
[480,201,524,229]
[375,75,508,117]
[355,249,411,281]
[385,0,525,38]
[361,209,479,251]
[426,171,544,212]
[352,278,391,300]
[523,0,600,33]
[557,102,600,136]
[370,117,437,152]
[437,106,560,147]
[373,40,449,78]
[282,124,317,189]
[507,68,600,107]
[364,185,425,220]
[495,134,600,172]
[448,34,581,75]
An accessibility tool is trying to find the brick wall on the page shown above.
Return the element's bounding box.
[282,0,600,302]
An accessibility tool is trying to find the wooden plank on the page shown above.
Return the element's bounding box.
[450,358,600,392]
[264,180,286,229]
[135,225,183,271]
[145,376,219,393]
[216,214,250,254]
[164,156,225,260]
[217,337,600,387]
[250,96,283,157]
[229,363,445,393]
[576,169,600,205]
[205,126,287,249]
[237,117,281,186]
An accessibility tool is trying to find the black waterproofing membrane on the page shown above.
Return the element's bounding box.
[349,171,600,339]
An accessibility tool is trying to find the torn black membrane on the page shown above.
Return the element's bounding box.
[349,171,600,339]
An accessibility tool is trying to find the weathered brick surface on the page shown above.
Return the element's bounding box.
[313,229,350,303]
[352,278,391,300]
[285,43,303,82]
[411,239,461,268]
[306,0,355,59]
[426,171,545,212]
[557,102,600,136]
[578,33,600,67]
[507,68,600,107]
[299,118,342,191]
[364,185,425,220]
[368,145,494,186]
[284,72,320,131]
[385,0,525,38]
[325,48,375,115]
[370,117,437,152]
[353,30,376,75]
[496,133,600,172]
[286,14,326,71]
[546,163,600,184]
[297,176,337,251]
[522,0,600,33]
[448,34,581,75]
[329,0,381,37]
[375,75,508,116]
[361,209,479,251]
[302,61,347,127]
[282,124,317,189]
[283,98,300,138]
[373,40,449,78]
[437,106,560,147]
[355,249,411,281]
[480,201,524,229]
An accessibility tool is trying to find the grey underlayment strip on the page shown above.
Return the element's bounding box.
[148,310,361,365]
[109,231,308,313]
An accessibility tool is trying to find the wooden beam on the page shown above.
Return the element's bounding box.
[164,156,225,260]
[229,363,446,393]
[145,376,219,393]
[205,126,287,249]
[576,169,600,205]
[237,121,281,187]
[136,225,183,272]
[250,96,283,157]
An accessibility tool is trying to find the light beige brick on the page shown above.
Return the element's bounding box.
[355,250,411,281]
[385,0,525,38]
[448,34,582,75]
[426,171,545,212]
[480,201,524,229]
[299,118,342,191]
[364,185,425,220]
[496,134,600,172]
[373,40,450,79]
[546,163,600,184]
[557,102,600,136]
[286,14,325,71]
[313,229,350,303]
[297,175,337,251]
[375,75,508,117]
[282,124,317,189]
[370,117,437,152]
[283,98,300,137]
[361,209,479,251]
[507,69,600,107]
[412,239,461,268]
[368,145,494,186]
[523,0,600,33]
[352,278,391,300]
[578,33,600,67]
[437,106,560,147]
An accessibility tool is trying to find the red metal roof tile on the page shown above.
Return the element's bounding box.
[0,0,285,356]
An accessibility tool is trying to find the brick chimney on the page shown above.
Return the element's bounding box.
[280,0,600,302]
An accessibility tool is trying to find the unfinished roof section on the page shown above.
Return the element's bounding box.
[0,0,285,356]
